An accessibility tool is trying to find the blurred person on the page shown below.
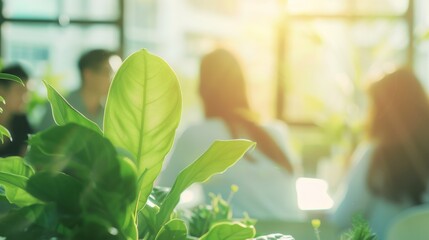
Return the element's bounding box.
[38,49,119,130]
[330,68,429,239]
[0,64,33,157]
[157,48,303,221]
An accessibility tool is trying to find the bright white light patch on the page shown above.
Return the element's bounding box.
[109,55,122,72]
[296,177,334,211]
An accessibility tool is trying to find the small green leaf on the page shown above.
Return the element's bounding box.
[200,222,255,240]
[0,95,5,104]
[156,140,255,228]
[0,73,24,85]
[155,218,188,240]
[0,156,34,177]
[43,81,102,134]
[0,124,12,143]
[0,157,38,206]
[104,49,182,209]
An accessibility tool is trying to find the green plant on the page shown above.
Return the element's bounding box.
[175,186,256,238]
[340,216,377,240]
[0,73,24,143]
[0,49,293,240]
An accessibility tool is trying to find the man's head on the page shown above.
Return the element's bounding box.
[0,64,29,114]
[78,49,119,97]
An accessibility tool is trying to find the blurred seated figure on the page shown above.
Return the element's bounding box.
[157,48,304,221]
[330,68,429,239]
[38,49,119,130]
[0,64,33,157]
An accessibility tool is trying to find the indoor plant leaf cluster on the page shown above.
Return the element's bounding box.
[0,49,290,239]
[0,73,24,143]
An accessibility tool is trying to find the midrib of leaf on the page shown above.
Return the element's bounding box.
[137,50,148,171]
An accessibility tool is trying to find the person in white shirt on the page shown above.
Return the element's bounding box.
[331,68,429,239]
[157,48,303,221]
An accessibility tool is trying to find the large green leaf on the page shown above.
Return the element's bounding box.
[104,49,182,208]
[43,81,102,134]
[155,218,188,240]
[156,140,255,228]
[0,204,55,239]
[200,222,255,240]
[26,172,83,214]
[0,157,38,206]
[25,124,138,239]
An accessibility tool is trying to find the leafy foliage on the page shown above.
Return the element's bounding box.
[0,49,259,239]
[340,216,377,240]
[1,124,138,239]
[0,73,24,143]
[179,193,255,238]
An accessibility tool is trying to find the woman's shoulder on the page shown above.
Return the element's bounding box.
[178,119,230,141]
[185,118,226,130]
[261,119,289,130]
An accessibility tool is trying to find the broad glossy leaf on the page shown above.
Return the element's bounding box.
[104,49,182,208]
[155,218,188,240]
[43,81,102,134]
[0,204,52,239]
[25,124,138,239]
[157,140,255,227]
[0,157,38,206]
[200,222,255,240]
[26,172,82,214]
[0,73,24,85]
[0,124,12,143]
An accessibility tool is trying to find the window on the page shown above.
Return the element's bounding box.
[282,0,411,123]
[0,0,123,126]
[1,0,122,93]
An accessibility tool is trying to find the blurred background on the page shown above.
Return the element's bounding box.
[1,0,429,208]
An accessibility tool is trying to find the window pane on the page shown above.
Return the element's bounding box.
[353,0,408,15]
[63,0,119,20]
[3,0,119,20]
[125,0,157,30]
[284,20,408,122]
[415,0,429,90]
[186,0,239,15]
[2,24,120,92]
[3,0,59,19]
[287,0,349,14]
[287,0,408,15]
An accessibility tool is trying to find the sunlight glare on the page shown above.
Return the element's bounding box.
[109,55,122,72]
[296,177,334,210]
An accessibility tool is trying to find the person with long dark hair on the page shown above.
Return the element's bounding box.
[157,48,303,220]
[331,68,429,239]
